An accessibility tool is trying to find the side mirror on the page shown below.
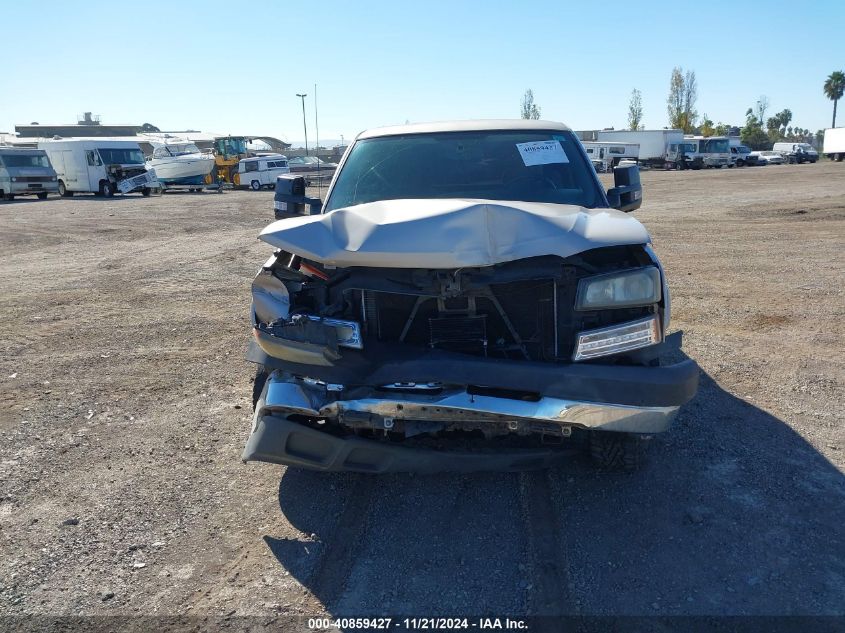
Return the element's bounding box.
[606,164,643,213]
[273,174,323,218]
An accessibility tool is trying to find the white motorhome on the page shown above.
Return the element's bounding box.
[772,142,818,164]
[684,136,731,168]
[0,147,59,200]
[595,129,687,168]
[236,154,290,190]
[823,128,845,161]
[38,139,157,197]
[581,142,639,172]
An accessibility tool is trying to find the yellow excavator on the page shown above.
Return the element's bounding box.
[205,136,249,186]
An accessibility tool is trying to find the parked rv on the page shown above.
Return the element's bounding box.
[236,155,290,190]
[38,139,157,197]
[684,136,731,168]
[581,142,639,172]
[772,142,818,164]
[822,128,845,161]
[0,148,59,200]
[595,129,687,168]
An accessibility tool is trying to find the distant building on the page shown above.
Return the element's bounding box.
[15,112,141,139]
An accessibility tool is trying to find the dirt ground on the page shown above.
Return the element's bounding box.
[1,164,843,621]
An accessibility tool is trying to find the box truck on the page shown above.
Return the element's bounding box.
[822,128,845,161]
[38,139,157,197]
[0,147,59,200]
[595,129,687,168]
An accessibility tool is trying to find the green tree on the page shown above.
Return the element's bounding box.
[823,71,845,128]
[627,88,643,130]
[666,67,698,132]
[713,122,731,136]
[140,122,160,132]
[700,115,715,137]
[741,107,770,150]
[520,89,541,120]
[755,96,769,127]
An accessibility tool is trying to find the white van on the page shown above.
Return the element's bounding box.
[236,155,289,190]
[772,142,818,164]
[38,139,157,197]
[0,148,59,200]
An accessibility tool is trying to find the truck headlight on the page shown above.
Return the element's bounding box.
[10,177,17,182]
[575,267,661,311]
[573,316,661,361]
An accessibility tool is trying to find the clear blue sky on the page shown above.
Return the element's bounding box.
[3,0,843,144]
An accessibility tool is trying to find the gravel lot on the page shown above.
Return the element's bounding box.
[1,164,843,619]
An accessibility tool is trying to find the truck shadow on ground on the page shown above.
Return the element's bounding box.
[264,370,845,616]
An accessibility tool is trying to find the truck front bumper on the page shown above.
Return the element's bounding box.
[11,182,59,195]
[242,348,699,473]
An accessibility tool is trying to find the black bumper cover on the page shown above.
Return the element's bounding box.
[245,334,699,409]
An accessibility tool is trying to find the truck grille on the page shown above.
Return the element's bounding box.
[361,280,556,361]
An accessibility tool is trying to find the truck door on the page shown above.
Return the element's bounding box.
[85,150,103,191]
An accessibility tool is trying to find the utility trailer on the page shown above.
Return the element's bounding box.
[595,129,686,169]
[823,128,845,161]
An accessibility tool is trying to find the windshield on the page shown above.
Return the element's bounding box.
[156,143,200,157]
[325,130,602,212]
[704,138,729,153]
[0,153,51,168]
[97,147,145,164]
[217,138,247,156]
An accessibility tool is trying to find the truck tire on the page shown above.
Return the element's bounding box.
[4,193,14,201]
[100,181,114,197]
[141,187,151,197]
[252,366,269,410]
[589,431,648,471]
[58,181,73,197]
[37,192,48,200]
[251,180,261,191]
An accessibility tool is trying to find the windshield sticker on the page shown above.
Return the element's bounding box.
[516,140,569,166]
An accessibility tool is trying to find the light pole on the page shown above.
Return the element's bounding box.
[296,93,308,155]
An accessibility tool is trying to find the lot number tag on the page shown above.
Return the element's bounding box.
[516,140,569,166]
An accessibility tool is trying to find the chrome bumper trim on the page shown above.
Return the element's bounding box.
[262,371,679,434]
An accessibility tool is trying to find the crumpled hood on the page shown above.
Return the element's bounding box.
[259,198,650,268]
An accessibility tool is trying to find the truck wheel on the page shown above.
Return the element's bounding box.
[252,366,269,410]
[589,431,648,471]
[58,181,73,197]
[101,181,114,197]
[37,192,48,200]
[141,187,151,197]
[251,180,261,191]
[736,159,745,167]
[4,193,14,201]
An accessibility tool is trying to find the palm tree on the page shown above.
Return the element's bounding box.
[823,71,845,128]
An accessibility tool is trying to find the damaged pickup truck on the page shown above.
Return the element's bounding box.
[242,120,699,473]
